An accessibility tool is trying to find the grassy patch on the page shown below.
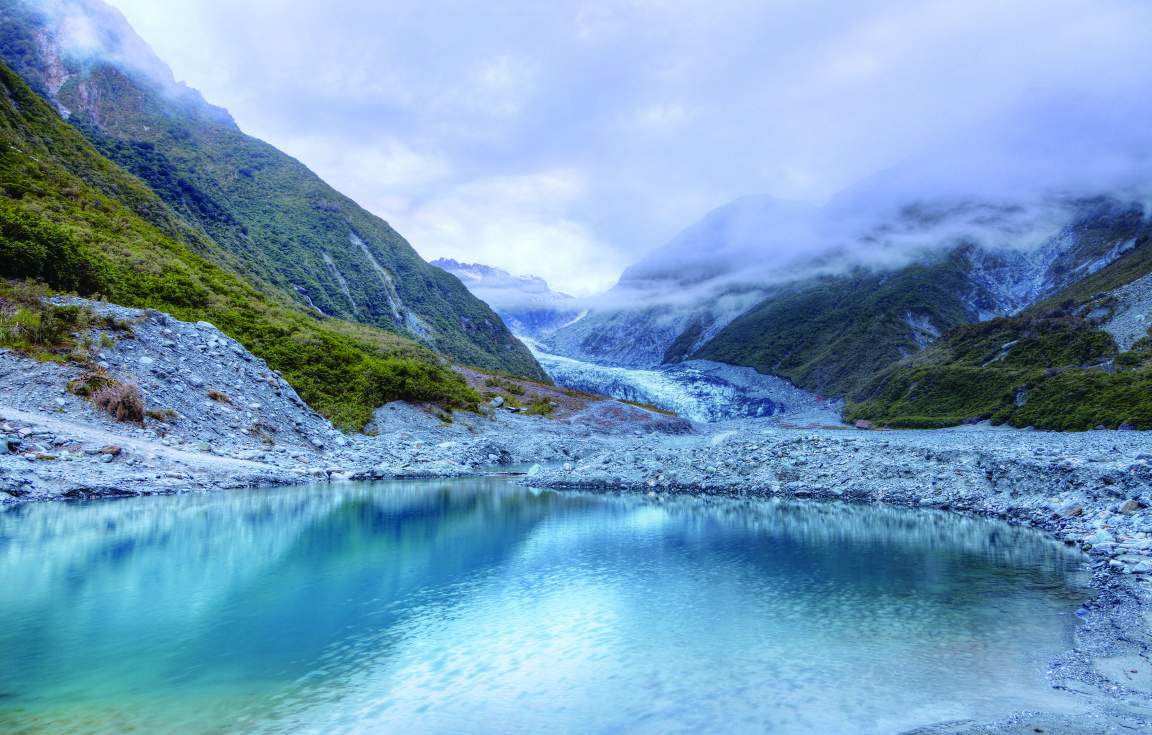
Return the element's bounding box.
[485,376,526,396]
[0,60,479,429]
[0,282,114,362]
[67,367,117,397]
[69,368,144,424]
[524,397,555,416]
[847,309,1152,430]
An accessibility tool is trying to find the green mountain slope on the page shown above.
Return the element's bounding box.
[693,250,975,397]
[0,0,545,382]
[691,200,1148,402]
[0,58,483,428]
[846,234,1152,430]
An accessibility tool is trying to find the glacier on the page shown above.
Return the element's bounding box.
[526,341,840,424]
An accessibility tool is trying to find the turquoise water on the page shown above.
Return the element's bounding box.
[0,479,1089,734]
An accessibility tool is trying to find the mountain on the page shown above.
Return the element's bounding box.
[542,196,796,367]
[545,186,1152,428]
[432,258,582,339]
[0,55,486,429]
[695,196,1148,397]
[0,0,545,382]
[846,223,1152,430]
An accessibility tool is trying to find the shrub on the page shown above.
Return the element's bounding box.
[91,381,145,424]
[485,376,526,396]
[146,408,177,423]
[0,62,523,430]
[525,398,555,416]
[0,302,89,357]
[67,367,117,397]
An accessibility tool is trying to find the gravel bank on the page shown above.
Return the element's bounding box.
[3,299,1151,733]
[527,424,1152,734]
[0,299,690,503]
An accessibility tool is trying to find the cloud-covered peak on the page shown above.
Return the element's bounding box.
[70,0,1152,293]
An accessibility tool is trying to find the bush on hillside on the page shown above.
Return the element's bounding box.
[91,380,145,425]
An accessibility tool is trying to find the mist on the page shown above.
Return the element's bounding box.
[45,0,1152,295]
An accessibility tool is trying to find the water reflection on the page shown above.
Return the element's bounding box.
[0,480,1089,734]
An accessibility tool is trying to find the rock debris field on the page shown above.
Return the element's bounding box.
[1,300,1151,734]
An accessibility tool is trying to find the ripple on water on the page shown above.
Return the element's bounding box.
[0,479,1091,734]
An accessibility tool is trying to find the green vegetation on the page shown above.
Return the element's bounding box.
[524,397,556,416]
[0,59,479,428]
[847,305,1152,431]
[67,367,118,398]
[695,252,974,397]
[0,281,112,362]
[698,208,1152,431]
[485,376,527,396]
[0,0,544,382]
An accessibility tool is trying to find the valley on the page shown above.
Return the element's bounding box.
[0,1,1151,734]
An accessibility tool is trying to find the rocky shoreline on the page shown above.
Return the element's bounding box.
[3,301,1151,734]
[0,300,689,504]
[527,426,1152,734]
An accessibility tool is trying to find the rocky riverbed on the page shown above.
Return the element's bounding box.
[2,300,1152,734]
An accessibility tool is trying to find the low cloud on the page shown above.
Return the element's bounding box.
[47,0,1152,294]
[28,0,182,94]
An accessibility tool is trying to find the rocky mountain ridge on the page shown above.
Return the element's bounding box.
[543,190,1152,428]
[0,0,544,380]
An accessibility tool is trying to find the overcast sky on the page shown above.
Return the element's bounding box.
[106,0,1152,295]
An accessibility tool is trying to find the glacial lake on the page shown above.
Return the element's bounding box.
[0,478,1090,734]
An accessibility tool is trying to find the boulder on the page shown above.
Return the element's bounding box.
[1119,499,1144,514]
[1057,502,1085,518]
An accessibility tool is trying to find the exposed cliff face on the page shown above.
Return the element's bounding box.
[847,217,1152,430]
[546,191,1151,401]
[0,0,546,381]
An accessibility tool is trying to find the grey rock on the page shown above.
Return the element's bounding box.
[1058,502,1085,518]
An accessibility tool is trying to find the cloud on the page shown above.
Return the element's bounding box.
[27,0,179,91]
[395,171,630,296]
[88,0,1152,294]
